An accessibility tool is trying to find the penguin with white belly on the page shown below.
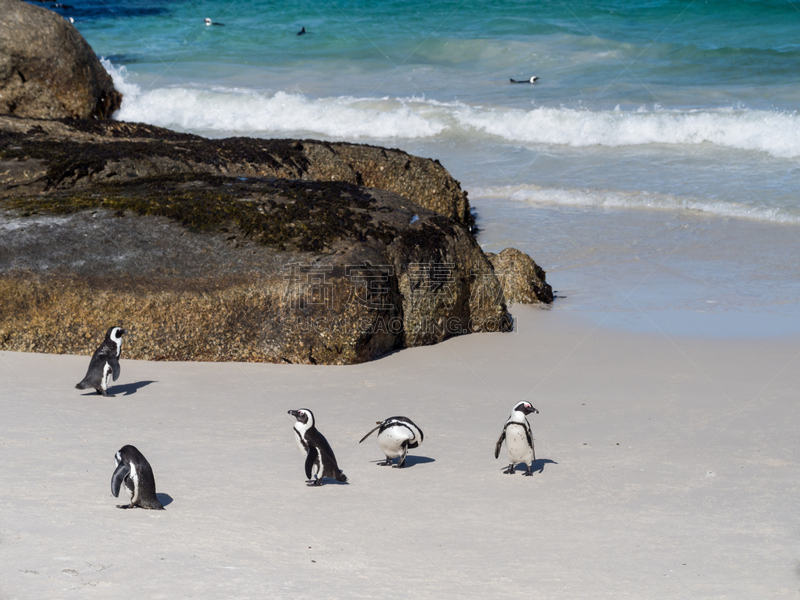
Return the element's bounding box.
[288,409,348,486]
[494,401,539,476]
[359,416,423,468]
[111,445,165,509]
[76,326,126,397]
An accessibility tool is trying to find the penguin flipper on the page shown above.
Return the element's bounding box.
[304,446,319,480]
[111,463,130,497]
[110,357,121,382]
[358,423,383,444]
[494,430,506,459]
[524,423,533,449]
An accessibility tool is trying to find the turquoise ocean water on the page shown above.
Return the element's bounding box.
[50,0,800,336]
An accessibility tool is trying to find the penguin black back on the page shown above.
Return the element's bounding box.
[76,326,126,397]
[111,444,164,509]
[288,409,347,485]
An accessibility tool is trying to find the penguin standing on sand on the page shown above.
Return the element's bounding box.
[288,409,347,486]
[495,401,539,476]
[75,326,126,397]
[111,445,165,510]
[359,416,423,468]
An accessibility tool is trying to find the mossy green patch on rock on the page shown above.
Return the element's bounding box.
[1,174,401,252]
[0,115,473,228]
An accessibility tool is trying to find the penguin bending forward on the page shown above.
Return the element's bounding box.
[494,401,539,476]
[111,445,164,509]
[288,409,347,486]
[76,326,126,397]
[359,416,423,468]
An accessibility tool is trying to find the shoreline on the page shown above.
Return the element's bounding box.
[2,306,798,598]
[476,199,800,339]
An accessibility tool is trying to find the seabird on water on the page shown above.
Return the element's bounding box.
[510,76,539,84]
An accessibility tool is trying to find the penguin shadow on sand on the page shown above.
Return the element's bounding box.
[78,380,156,397]
[156,493,174,507]
[502,458,557,475]
[107,380,157,396]
[368,455,435,469]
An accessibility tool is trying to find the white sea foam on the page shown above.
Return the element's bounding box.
[454,105,800,158]
[124,90,800,157]
[470,184,800,224]
[100,58,142,102]
[106,78,446,139]
[101,60,800,157]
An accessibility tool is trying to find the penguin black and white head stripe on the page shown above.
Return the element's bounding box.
[288,409,347,486]
[111,445,164,510]
[76,326,126,397]
[359,416,423,468]
[494,401,539,476]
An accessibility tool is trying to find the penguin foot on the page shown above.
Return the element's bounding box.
[503,465,515,474]
[307,478,322,487]
[379,458,393,466]
[523,468,533,477]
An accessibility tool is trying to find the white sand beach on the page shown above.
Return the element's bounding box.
[2,306,798,599]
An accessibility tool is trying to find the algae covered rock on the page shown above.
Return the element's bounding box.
[0,173,509,364]
[0,0,121,119]
[0,115,472,227]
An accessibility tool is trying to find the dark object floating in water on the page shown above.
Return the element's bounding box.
[297,26,307,35]
[510,76,538,84]
[204,17,225,26]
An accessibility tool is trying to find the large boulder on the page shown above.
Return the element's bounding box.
[0,116,473,227]
[0,177,509,364]
[0,0,122,119]
[0,117,511,364]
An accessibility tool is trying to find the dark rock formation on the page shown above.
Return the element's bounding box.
[0,117,511,364]
[486,247,553,305]
[0,0,122,119]
[0,116,473,227]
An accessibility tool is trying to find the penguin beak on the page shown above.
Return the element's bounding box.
[288,410,299,418]
[111,462,130,497]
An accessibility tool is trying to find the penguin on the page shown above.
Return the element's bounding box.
[288,409,347,486]
[75,326,126,397]
[297,26,306,35]
[494,401,539,476]
[204,17,225,26]
[510,76,538,84]
[359,416,423,468]
[111,445,164,510]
